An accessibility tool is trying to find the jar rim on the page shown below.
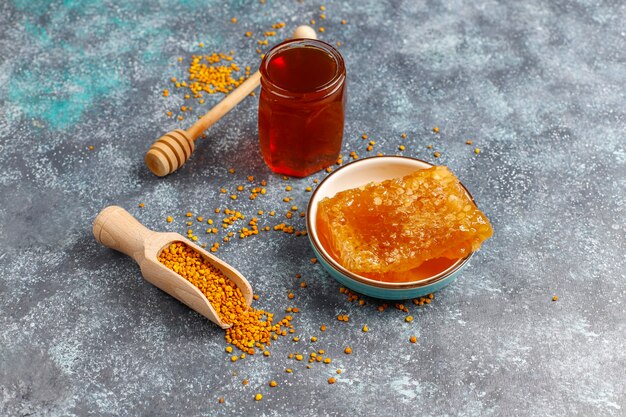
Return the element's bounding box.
[259,38,346,100]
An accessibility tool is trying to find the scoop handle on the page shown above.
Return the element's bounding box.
[93,206,155,261]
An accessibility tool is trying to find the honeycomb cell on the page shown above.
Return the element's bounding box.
[316,166,493,281]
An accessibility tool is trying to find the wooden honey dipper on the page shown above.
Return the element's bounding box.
[145,25,317,177]
[93,205,253,328]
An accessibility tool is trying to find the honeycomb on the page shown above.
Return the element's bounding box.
[316,166,493,280]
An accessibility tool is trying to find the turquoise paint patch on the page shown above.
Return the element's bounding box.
[229,0,248,9]
[23,22,53,48]
[111,17,133,30]
[176,0,207,10]
[135,26,173,65]
[8,62,127,130]
[8,0,171,130]
[62,0,102,8]
[11,0,55,17]
[12,0,104,16]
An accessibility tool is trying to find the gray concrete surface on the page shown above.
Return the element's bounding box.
[0,0,624,416]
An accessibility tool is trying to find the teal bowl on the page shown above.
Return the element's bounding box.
[306,156,474,300]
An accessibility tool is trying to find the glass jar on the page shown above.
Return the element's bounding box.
[258,39,347,177]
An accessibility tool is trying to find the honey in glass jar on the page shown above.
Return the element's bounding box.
[259,39,346,177]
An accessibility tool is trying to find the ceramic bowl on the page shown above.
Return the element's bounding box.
[306,156,474,300]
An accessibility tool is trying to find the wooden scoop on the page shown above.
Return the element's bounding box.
[145,25,318,177]
[93,205,252,328]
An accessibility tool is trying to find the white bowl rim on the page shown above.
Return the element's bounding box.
[306,155,475,290]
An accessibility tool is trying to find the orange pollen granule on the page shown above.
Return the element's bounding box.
[185,52,249,96]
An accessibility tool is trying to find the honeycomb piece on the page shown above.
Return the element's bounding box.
[316,166,493,278]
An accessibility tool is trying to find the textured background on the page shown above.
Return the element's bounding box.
[1,0,625,416]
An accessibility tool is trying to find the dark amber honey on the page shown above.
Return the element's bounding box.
[259,39,346,177]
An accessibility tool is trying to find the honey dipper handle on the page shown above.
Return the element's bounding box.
[93,206,155,262]
[186,71,262,140]
[185,25,316,140]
